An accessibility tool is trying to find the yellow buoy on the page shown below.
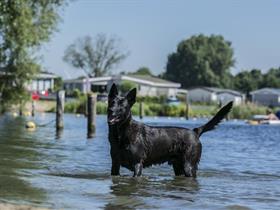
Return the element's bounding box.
[247,120,259,125]
[23,111,31,116]
[25,121,36,129]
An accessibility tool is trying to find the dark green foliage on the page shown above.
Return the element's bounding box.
[0,0,65,108]
[262,68,280,88]
[119,81,137,93]
[234,67,280,94]
[234,69,263,95]
[131,67,153,76]
[54,77,63,92]
[165,34,235,88]
[72,89,81,98]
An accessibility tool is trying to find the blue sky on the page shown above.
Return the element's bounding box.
[40,0,280,79]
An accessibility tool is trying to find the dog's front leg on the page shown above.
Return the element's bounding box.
[111,159,120,175]
[133,161,143,177]
[110,146,120,176]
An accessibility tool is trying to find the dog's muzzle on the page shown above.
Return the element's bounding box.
[108,117,120,125]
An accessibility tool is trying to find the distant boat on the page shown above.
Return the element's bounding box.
[260,120,280,125]
[251,115,269,120]
[247,115,280,125]
[166,96,181,106]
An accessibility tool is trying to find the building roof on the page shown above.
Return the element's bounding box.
[64,76,113,84]
[64,75,181,88]
[0,71,58,79]
[127,75,177,84]
[188,86,243,96]
[36,71,58,79]
[122,75,181,88]
[250,88,280,95]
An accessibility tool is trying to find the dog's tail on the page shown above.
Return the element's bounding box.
[193,101,233,137]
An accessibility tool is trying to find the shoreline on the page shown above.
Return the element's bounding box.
[4,100,273,120]
[0,203,49,210]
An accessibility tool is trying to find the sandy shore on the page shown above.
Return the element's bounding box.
[0,203,49,210]
[25,100,56,113]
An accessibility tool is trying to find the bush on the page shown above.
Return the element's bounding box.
[230,103,267,119]
[131,102,140,115]
[119,81,137,93]
[72,89,81,98]
[137,95,166,104]
[64,101,80,113]
[148,103,162,115]
[64,101,108,114]
[48,97,271,119]
[189,105,217,117]
[96,102,107,114]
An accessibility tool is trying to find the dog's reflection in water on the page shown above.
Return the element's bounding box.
[105,175,200,209]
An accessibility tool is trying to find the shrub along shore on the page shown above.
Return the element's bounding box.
[47,97,271,120]
[3,93,274,120]
[0,203,49,210]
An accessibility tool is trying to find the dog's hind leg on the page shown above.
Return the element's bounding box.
[133,160,143,177]
[183,143,201,177]
[172,159,185,176]
[183,161,197,177]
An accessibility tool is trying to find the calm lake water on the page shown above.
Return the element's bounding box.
[0,113,280,210]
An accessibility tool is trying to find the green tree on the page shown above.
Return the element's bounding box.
[262,67,280,88]
[0,0,65,108]
[119,80,137,93]
[251,69,263,87]
[234,70,258,95]
[54,77,63,92]
[132,67,153,76]
[165,34,235,88]
[63,34,128,77]
[234,68,280,94]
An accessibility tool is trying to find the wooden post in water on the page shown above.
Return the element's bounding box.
[185,93,189,120]
[139,101,144,119]
[31,100,35,117]
[19,100,23,116]
[87,93,96,138]
[218,100,222,109]
[56,90,65,130]
[84,76,90,117]
[84,100,88,117]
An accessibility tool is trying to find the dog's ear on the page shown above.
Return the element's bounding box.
[126,88,137,106]
[109,83,118,99]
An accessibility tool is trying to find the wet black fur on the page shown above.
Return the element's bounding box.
[107,84,233,177]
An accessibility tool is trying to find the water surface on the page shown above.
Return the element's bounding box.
[0,114,280,209]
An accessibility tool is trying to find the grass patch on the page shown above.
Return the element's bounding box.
[47,99,272,119]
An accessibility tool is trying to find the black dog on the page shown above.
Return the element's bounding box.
[107,84,233,177]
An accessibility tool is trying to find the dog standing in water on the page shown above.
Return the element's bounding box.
[107,84,233,177]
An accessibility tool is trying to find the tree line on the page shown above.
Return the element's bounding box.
[233,68,280,95]
[163,34,280,95]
